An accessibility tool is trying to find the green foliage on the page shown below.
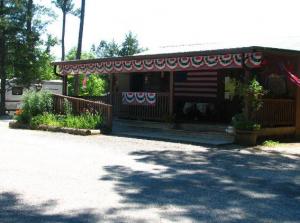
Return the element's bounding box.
[51,0,76,15]
[17,90,53,124]
[232,113,261,131]
[5,1,55,85]
[66,47,95,60]
[63,113,102,129]
[91,40,120,58]
[262,140,280,147]
[63,98,72,115]
[119,31,145,56]
[67,74,107,96]
[30,112,103,130]
[233,78,265,130]
[30,113,61,128]
[237,78,265,114]
[84,75,107,96]
[91,31,146,58]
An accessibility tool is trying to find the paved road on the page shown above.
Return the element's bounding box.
[0,119,300,223]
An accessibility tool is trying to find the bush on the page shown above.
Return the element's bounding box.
[63,98,73,115]
[262,140,280,147]
[232,113,261,131]
[30,113,61,128]
[63,113,102,129]
[16,90,53,124]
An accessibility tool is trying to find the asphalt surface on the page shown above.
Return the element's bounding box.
[0,119,300,222]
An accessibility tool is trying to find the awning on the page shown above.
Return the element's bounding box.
[56,52,263,75]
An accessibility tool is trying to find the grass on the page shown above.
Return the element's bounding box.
[262,140,280,147]
[30,113,103,130]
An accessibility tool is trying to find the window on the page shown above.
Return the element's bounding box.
[12,87,23,95]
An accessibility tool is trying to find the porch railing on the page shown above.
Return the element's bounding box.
[255,99,296,127]
[52,94,113,130]
[79,93,170,121]
[113,93,170,121]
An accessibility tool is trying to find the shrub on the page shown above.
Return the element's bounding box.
[232,113,261,131]
[63,113,102,129]
[238,78,265,120]
[29,112,103,130]
[262,140,280,147]
[233,78,265,131]
[17,90,53,124]
[63,98,73,115]
[30,113,61,128]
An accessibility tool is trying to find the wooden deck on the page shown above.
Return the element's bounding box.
[78,94,297,128]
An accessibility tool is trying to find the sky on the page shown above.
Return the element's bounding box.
[38,0,300,59]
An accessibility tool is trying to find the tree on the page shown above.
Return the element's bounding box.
[74,0,86,96]
[0,0,6,115]
[52,0,76,61]
[91,40,120,58]
[92,32,145,58]
[0,0,56,114]
[119,31,144,56]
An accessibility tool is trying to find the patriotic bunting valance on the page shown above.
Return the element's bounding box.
[58,52,263,75]
[122,92,156,106]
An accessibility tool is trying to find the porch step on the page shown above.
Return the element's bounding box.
[113,119,234,146]
[114,118,228,133]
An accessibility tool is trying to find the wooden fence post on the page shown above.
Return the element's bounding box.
[295,87,300,137]
[107,105,113,132]
[169,71,174,116]
[109,74,114,105]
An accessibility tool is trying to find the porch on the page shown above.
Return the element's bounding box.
[53,46,300,139]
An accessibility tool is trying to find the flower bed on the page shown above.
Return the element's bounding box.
[11,90,105,135]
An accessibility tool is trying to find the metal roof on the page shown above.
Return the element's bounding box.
[137,37,300,55]
[53,38,300,66]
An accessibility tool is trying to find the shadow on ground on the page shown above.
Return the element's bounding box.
[0,192,98,223]
[101,147,300,222]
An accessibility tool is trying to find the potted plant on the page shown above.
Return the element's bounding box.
[232,78,265,146]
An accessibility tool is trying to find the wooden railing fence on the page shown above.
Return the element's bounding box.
[52,94,112,130]
[255,99,295,127]
[77,94,296,127]
[79,93,170,121]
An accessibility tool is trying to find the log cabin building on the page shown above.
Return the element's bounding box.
[53,44,300,136]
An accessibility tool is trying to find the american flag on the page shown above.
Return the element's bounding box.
[174,71,218,98]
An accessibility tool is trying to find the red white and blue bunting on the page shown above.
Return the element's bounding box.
[59,52,263,75]
[122,92,156,106]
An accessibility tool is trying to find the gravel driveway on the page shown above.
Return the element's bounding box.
[0,119,300,223]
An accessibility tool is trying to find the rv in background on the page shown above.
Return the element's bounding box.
[1,79,62,114]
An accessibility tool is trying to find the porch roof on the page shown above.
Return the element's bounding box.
[53,45,300,75]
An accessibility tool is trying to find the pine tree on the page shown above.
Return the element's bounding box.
[52,0,76,61]
[74,0,86,95]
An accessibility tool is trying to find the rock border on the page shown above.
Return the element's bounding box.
[9,120,101,136]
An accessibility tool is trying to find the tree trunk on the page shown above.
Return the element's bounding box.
[26,0,33,35]
[76,0,85,60]
[61,11,66,61]
[0,0,6,115]
[26,0,33,49]
[74,0,86,96]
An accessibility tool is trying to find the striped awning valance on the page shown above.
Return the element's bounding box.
[58,52,262,75]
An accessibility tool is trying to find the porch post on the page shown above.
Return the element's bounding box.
[295,87,300,136]
[169,71,174,116]
[62,75,68,95]
[109,73,114,104]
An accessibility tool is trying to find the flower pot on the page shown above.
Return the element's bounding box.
[235,129,258,146]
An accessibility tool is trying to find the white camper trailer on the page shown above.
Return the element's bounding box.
[1,79,63,114]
